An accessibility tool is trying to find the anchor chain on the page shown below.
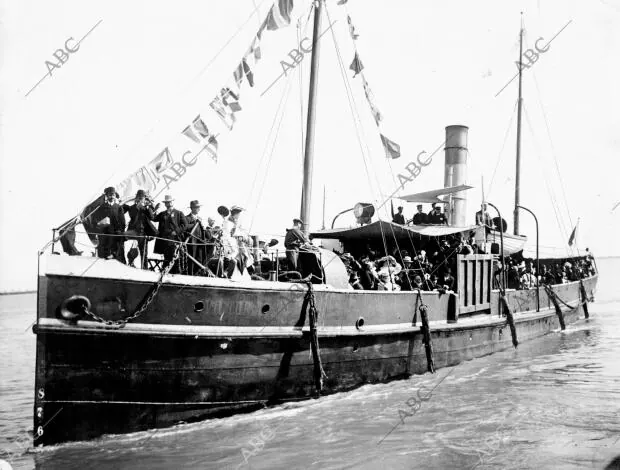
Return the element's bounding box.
[80,240,186,328]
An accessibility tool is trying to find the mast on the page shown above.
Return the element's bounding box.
[514,15,524,236]
[300,0,323,235]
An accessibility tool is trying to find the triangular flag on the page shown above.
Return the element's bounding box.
[380,134,401,159]
[233,59,255,88]
[568,219,579,246]
[349,52,364,77]
[347,15,359,40]
[362,76,382,126]
[264,0,294,31]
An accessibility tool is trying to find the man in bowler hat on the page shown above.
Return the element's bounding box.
[94,186,126,263]
[154,195,187,273]
[123,189,157,269]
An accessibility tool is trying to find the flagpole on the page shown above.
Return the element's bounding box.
[514,13,524,236]
[300,0,324,236]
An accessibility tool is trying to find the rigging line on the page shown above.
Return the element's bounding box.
[324,5,389,220]
[487,99,519,198]
[323,6,381,206]
[247,67,297,232]
[297,17,306,169]
[83,0,270,211]
[324,6,409,268]
[530,68,575,230]
[324,4,391,260]
[522,103,573,256]
[244,6,313,209]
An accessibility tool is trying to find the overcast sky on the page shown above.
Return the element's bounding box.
[1,0,619,291]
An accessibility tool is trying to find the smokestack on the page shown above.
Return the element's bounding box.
[444,125,469,227]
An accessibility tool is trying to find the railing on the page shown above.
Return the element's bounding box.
[50,228,325,283]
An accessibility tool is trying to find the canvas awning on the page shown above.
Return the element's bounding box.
[312,220,478,241]
[399,184,474,203]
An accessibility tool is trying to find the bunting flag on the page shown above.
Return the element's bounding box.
[380,134,401,159]
[264,0,294,30]
[233,58,255,88]
[568,219,579,246]
[210,88,242,130]
[347,15,359,40]
[350,52,364,77]
[362,76,382,126]
[249,34,262,61]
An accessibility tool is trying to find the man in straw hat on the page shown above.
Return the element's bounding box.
[154,195,187,273]
[93,186,126,263]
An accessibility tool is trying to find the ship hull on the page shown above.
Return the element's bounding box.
[32,256,597,445]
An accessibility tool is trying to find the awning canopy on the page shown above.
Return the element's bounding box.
[400,184,474,203]
[312,220,478,241]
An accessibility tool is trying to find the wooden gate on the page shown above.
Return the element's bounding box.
[457,254,493,313]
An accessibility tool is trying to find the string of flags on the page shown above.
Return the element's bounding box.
[113,0,296,203]
[344,8,401,159]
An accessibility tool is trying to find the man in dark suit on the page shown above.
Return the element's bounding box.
[411,204,428,225]
[185,200,207,275]
[94,186,126,263]
[284,218,309,272]
[154,195,187,273]
[123,189,157,269]
[392,206,405,225]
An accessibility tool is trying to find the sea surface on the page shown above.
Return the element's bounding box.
[1,259,619,470]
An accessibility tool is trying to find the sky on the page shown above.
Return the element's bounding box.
[1,0,619,291]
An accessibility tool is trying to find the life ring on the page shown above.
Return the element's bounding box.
[57,295,90,321]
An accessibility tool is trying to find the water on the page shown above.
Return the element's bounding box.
[1,260,619,469]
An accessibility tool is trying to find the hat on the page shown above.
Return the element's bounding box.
[163,195,175,202]
[190,200,201,208]
[293,218,304,225]
[397,206,403,210]
[217,206,230,217]
[403,256,412,263]
[268,238,279,247]
[417,204,423,208]
[135,189,146,198]
[230,205,244,213]
[104,186,116,196]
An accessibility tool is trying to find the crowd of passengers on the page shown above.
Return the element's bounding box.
[58,187,597,288]
[499,253,596,290]
[336,239,596,292]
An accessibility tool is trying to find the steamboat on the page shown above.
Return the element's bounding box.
[33,1,597,445]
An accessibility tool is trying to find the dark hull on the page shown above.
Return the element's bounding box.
[33,256,597,445]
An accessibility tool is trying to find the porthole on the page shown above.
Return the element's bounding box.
[355,317,365,330]
[194,301,205,312]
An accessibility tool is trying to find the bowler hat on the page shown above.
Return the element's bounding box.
[293,218,304,225]
[135,189,146,198]
[104,186,116,196]
[190,200,201,208]
[230,205,244,213]
[217,206,230,217]
[163,195,175,202]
